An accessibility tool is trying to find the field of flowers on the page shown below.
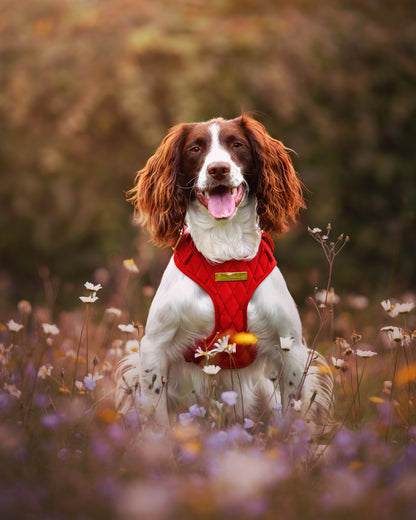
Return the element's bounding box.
[1,227,415,520]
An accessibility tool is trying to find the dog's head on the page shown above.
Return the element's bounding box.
[128,114,305,246]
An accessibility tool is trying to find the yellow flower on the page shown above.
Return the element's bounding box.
[233,332,258,345]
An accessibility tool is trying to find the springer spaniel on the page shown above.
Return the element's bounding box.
[116,114,333,432]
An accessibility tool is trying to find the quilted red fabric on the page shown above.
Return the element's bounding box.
[174,231,277,369]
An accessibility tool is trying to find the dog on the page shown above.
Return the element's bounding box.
[116,114,333,432]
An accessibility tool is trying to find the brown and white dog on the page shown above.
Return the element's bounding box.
[116,114,333,431]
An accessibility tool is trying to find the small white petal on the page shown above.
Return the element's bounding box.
[202,365,221,375]
[118,324,136,333]
[79,295,99,303]
[394,302,415,314]
[331,356,345,369]
[105,307,122,318]
[6,320,24,332]
[356,349,378,358]
[84,282,102,292]
[41,323,60,336]
[292,399,302,412]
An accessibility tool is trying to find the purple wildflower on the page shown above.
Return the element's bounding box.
[221,391,238,406]
[189,404,206,417]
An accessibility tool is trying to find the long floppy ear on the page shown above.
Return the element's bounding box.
[127,124,190,247]
[239,114,305,236]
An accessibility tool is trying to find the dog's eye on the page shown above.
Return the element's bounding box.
[190,146,200,153]
[232,142,243,148]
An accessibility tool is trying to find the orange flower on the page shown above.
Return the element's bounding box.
[369,396,384,404]
[396,364,416,386]
[96,407,118,423]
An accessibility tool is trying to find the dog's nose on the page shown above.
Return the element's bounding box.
[207,162,231,179]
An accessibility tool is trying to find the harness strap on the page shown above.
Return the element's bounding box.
[174,232,276,369]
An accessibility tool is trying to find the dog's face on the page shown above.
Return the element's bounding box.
[180,119,255,220]
[128,114,305,246]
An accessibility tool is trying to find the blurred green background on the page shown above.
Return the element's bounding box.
[1,0,415,309]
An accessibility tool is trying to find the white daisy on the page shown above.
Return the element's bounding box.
[331,356,345,369]
[6,320,24,332]
[105,307,122,318]
[123,259,139,273]
[118,323,136,333]
[41,323,60,336]
[84,282,102,292]
[202,365,221,375]
[79,294,99,303]
[125,339,140,354]
[356,349,377,358]
[38,364,53,379]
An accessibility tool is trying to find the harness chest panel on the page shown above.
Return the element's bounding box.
[173,232,277,369]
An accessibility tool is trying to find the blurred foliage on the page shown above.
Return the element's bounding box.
[0,0,415,308]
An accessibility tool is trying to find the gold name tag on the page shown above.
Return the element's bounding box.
[215,272,248,282]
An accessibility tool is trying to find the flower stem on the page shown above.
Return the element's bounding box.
[72,313,86,394]
[86,304,89,376]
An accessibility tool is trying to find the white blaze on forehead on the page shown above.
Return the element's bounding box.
[196,122,243,189]
[205,123,231,163]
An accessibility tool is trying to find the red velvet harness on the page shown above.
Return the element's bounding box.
[173,231,277,369]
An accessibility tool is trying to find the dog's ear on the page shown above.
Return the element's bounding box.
[127,124,190,246]
[238,114,305,235]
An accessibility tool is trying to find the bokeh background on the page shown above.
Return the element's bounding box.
[1,0,415,311]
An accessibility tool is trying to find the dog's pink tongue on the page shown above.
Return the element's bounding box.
[208,188,235,219]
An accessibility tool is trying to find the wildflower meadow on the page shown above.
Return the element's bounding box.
[1,0,415,517]
[1,225,415,520]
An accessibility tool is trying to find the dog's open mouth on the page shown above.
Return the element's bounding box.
[196,184,245,219]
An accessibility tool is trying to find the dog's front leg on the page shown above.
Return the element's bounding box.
[139,335,170,428]
[279,343,309,411]
[116,303,179,430]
